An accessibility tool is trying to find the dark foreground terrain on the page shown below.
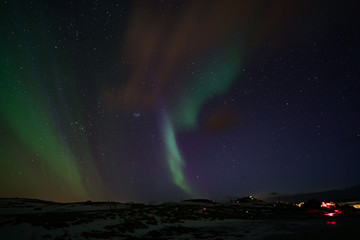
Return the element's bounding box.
[0,198,359,239]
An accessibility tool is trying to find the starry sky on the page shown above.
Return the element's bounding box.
[1,0,359,203]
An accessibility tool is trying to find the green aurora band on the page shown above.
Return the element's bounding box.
[164,42,242,193]
[163,112,191,194]
[172,43,242,130]
[0,36,100,201]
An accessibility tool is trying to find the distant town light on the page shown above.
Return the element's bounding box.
[326,221,336,225]
[352,204,360,209]
[321,202,335,209]
[323,210,342,217]
[321,202,342,217]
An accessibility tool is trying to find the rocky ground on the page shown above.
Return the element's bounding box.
[0,198,359,239]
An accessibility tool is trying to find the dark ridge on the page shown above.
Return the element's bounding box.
[266,185,360,203]
[0,198,56,204]
[182,199,216,204]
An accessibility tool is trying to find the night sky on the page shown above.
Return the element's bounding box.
[1,0,359,203]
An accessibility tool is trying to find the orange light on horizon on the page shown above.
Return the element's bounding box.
[352,204,360,209]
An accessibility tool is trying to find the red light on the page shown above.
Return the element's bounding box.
[324,212,335,217]
[321,202,334,209]
[326,221,336,225]
[323,209,342,217]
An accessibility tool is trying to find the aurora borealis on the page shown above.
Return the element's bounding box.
[1,0,360,203]
[163,111,191,194]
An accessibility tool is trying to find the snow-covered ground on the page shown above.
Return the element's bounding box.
[0,198,359,239]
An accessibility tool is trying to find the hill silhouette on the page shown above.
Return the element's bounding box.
[266,185,360,203]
